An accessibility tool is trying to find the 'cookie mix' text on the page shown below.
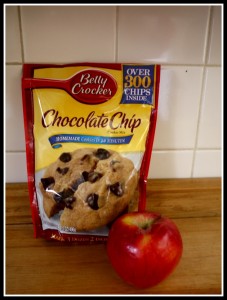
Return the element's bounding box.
[41,110,141,133]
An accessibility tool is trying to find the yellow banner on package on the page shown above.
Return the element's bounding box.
[32,64,157,171]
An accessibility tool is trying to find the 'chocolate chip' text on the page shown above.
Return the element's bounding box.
[41,110,141,133]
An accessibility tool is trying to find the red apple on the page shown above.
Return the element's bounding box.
[107,211,183,289]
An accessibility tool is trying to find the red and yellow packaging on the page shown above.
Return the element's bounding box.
[22,63,160,243]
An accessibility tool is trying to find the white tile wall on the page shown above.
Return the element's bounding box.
[5,152,27,182]
[193,150,222,178]
[5,65,25,151]
[5,4,223,182]
[207,6,222,65]
[197,67,222,149]
[149,151,193,178]
[118,6,209,64]
[5,6,22,63]
[21,6,116,63]
[153,66,203,149]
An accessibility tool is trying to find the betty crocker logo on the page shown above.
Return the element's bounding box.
[22,68,118,105]
[70,69,118,104]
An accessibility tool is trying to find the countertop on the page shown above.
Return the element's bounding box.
[5,178,222,295]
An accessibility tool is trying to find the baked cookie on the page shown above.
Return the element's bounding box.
[39,148,138,231]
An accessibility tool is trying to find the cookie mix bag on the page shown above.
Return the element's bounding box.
[22,63,160,243]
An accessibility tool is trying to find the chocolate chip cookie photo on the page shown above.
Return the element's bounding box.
[39,148,138,231]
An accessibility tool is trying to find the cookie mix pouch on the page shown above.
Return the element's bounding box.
[22,63,160,243]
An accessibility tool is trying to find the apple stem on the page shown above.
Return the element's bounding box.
[139,215,162,231]
[139,219,154,230]
[140,223,150,230]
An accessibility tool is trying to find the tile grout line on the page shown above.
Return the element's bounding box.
[153,148,221,152]
[114,6,119,63]
[204,6,214,66]
[190,6,213,178]
[6,151,26,154]
[17,6,25,64]
[5,61,222,67]
[5,62,23,65]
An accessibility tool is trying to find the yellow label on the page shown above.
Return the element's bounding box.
[33,65,155,171]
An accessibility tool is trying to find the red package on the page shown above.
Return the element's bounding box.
[22,63,160,243]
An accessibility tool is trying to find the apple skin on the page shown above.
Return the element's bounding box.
[107,211,183,289]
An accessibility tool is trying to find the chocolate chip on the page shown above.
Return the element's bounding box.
[41,177,55,190]
[110,160,121,172]
[109,182,124,197]
[54,188,73,201]
[81,171,102,183]
[59,152,71,163]
[65,197,76,209]
[95,148,110,160]
[86,193,99,210]
[53,192,63,203]
[56,167,69,175]
[82,171,89,181]
[81,154,90,161]
[71,176,86,191]
[53,188,75,209]
[88,171,102,183]
[62,188,74,199]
